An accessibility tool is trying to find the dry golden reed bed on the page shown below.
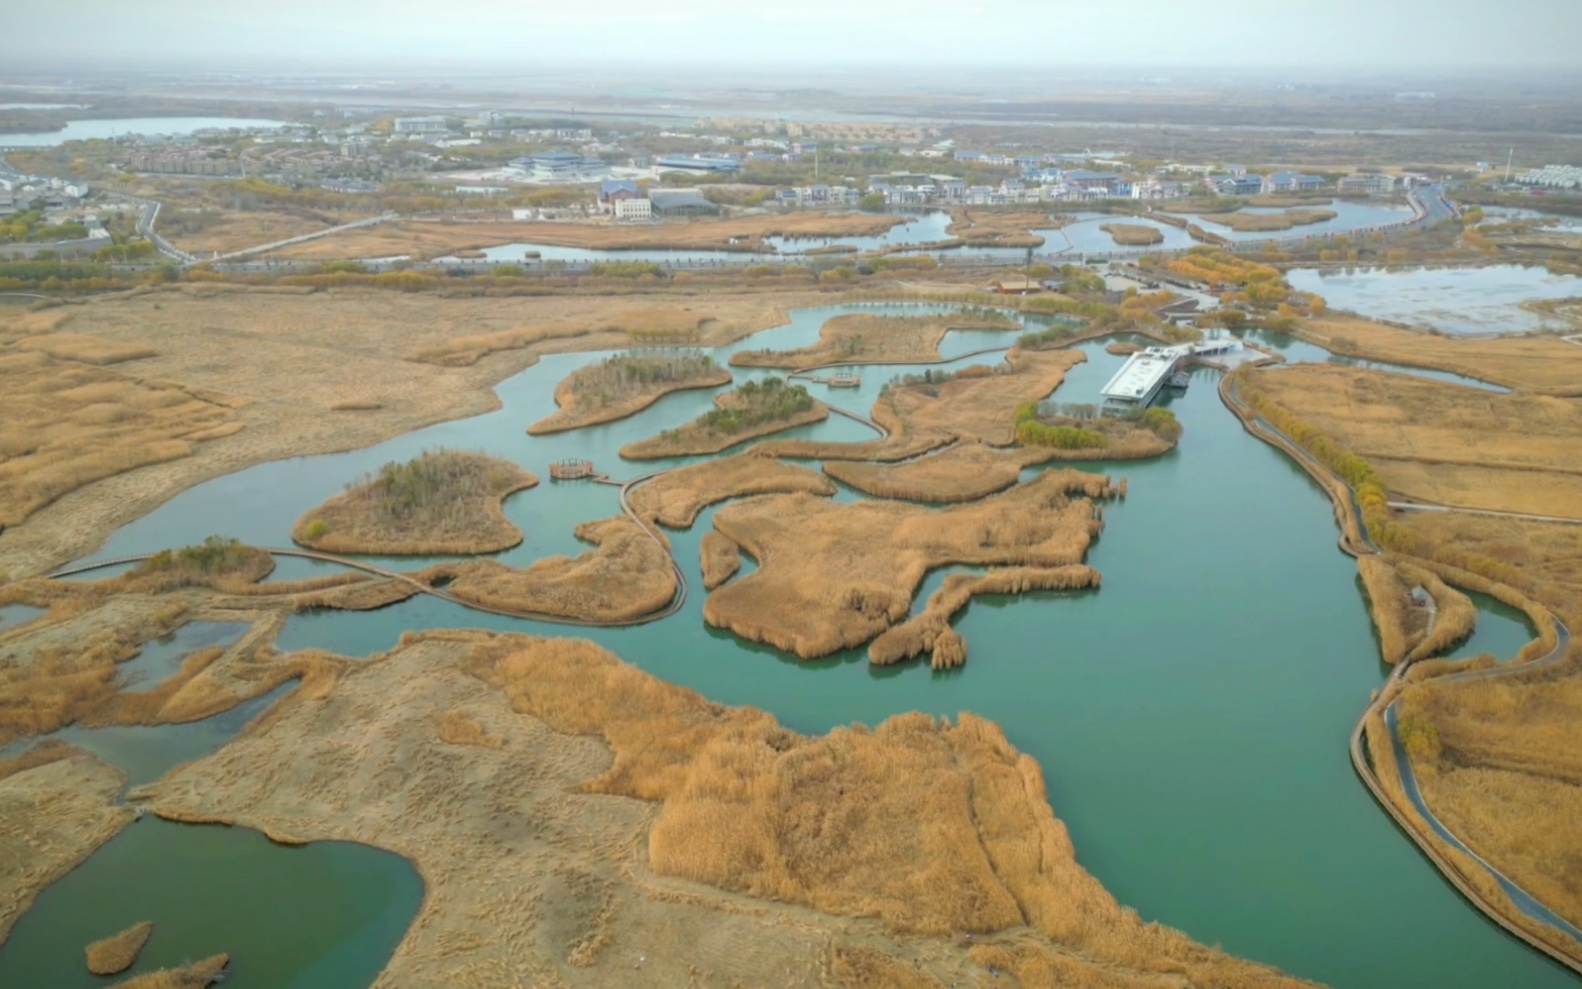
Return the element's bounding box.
[884,349,1086,446]
[408,307,716,368]
[1201,208,1336,232]
[1099,223,1165,246]
[706,470,1114,658]
[699,531,742,590]
[869,565,1101,669]
[429,515,676,622]
[1245,363,1582,519]
[292,449,538,555]
[1,746,135,949]
[270,211,905,261]
[626,453,835,528]
[86,920,154,976]
[620,379,829,460]
[108,954,229,989]
[729,311,1017,369]
[1355,555,1476,665]
[1237,356,1582,954]
[823,442,1058,503]
[0,309,236,532]
[1296,314,1582,396]
[1400,654,1582,931]
[136,629,1312,988]
[945,208,1059,247]
[526,353,732,435]
[1,287,823,580]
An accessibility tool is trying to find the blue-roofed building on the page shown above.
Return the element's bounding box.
[1209,174,1264,196]
[1063,169,1122,193]
[649,188,721,217]
[654,154,742,173]
[509,150,606,181]
[1262,171,1327,193]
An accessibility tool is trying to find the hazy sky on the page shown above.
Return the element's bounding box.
[5,0,1580,70]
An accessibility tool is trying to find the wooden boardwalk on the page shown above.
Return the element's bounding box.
[1220,373,1582,976]
[46,477,688,628]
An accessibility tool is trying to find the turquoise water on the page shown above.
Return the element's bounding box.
[23,303,1580,988]
[436,201,1420,264]
[117,621,249,689]
[0,818,421,989]
[1447,591,1537,663]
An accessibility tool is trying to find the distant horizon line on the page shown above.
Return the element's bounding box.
[3,58,1582,79]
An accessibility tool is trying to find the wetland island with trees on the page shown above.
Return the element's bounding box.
[4,12,1582,989]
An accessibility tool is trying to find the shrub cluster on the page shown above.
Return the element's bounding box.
[573,351,717,407]
[698,377,814,434]
[134,535,254,575]
[353,449,521,525]
[1013,401,1107,450]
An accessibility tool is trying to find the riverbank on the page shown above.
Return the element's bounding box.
[527,354,733,435]
[704,469,1113,659]
[268,211,909,262]
[129,628,1315,988]
[619,379,828,460]
[1219,364,1582,975]
[0,286,827,579]
[291,450,538,555]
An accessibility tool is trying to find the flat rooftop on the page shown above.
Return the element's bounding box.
[1101,347,1181,403]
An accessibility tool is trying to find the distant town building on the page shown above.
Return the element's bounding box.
[648,188,719,217]
[508,150,607,182]
[1062,170,1123,194]
[596,178,641,211]
[613,197,653,221]
[393,116,449,134]
[653,154,742,173]
[1262,171,1326,194]
[1208,174,1264,196]
[1337,174,1398,195]
[1515,165,1582,190]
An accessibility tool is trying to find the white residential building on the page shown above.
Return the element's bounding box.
[614,197,652,221]
[1516,165,1582,190]
[393,116,448,133]
[1337,174,1397,195]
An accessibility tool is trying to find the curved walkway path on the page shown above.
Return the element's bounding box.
[1220,373,1582,975]
[1387,501,1582,526]
[47,476,689,629]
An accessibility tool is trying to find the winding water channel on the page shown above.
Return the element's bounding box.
[4,301,1578,987]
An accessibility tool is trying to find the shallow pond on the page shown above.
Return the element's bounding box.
[0,817,421,988]
[0,603,46,631]
[117,621,249,689]
[1287,264,1582,335]
[34,303,1582,988]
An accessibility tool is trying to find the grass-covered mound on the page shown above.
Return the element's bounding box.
[1014,401,1182,458]
[620,377,826,460]
[528,351,731,434]
[293,449,537,555]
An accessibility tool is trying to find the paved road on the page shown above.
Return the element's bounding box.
[1388,501,1582,525]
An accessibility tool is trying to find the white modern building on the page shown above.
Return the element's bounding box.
[1337,174,1397,195]
[1516,165,1582,190]
[394,116,448,134]
[614,197,652,221]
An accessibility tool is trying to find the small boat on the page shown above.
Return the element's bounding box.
[1168,370,1191,389]
[827,371,861,388]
